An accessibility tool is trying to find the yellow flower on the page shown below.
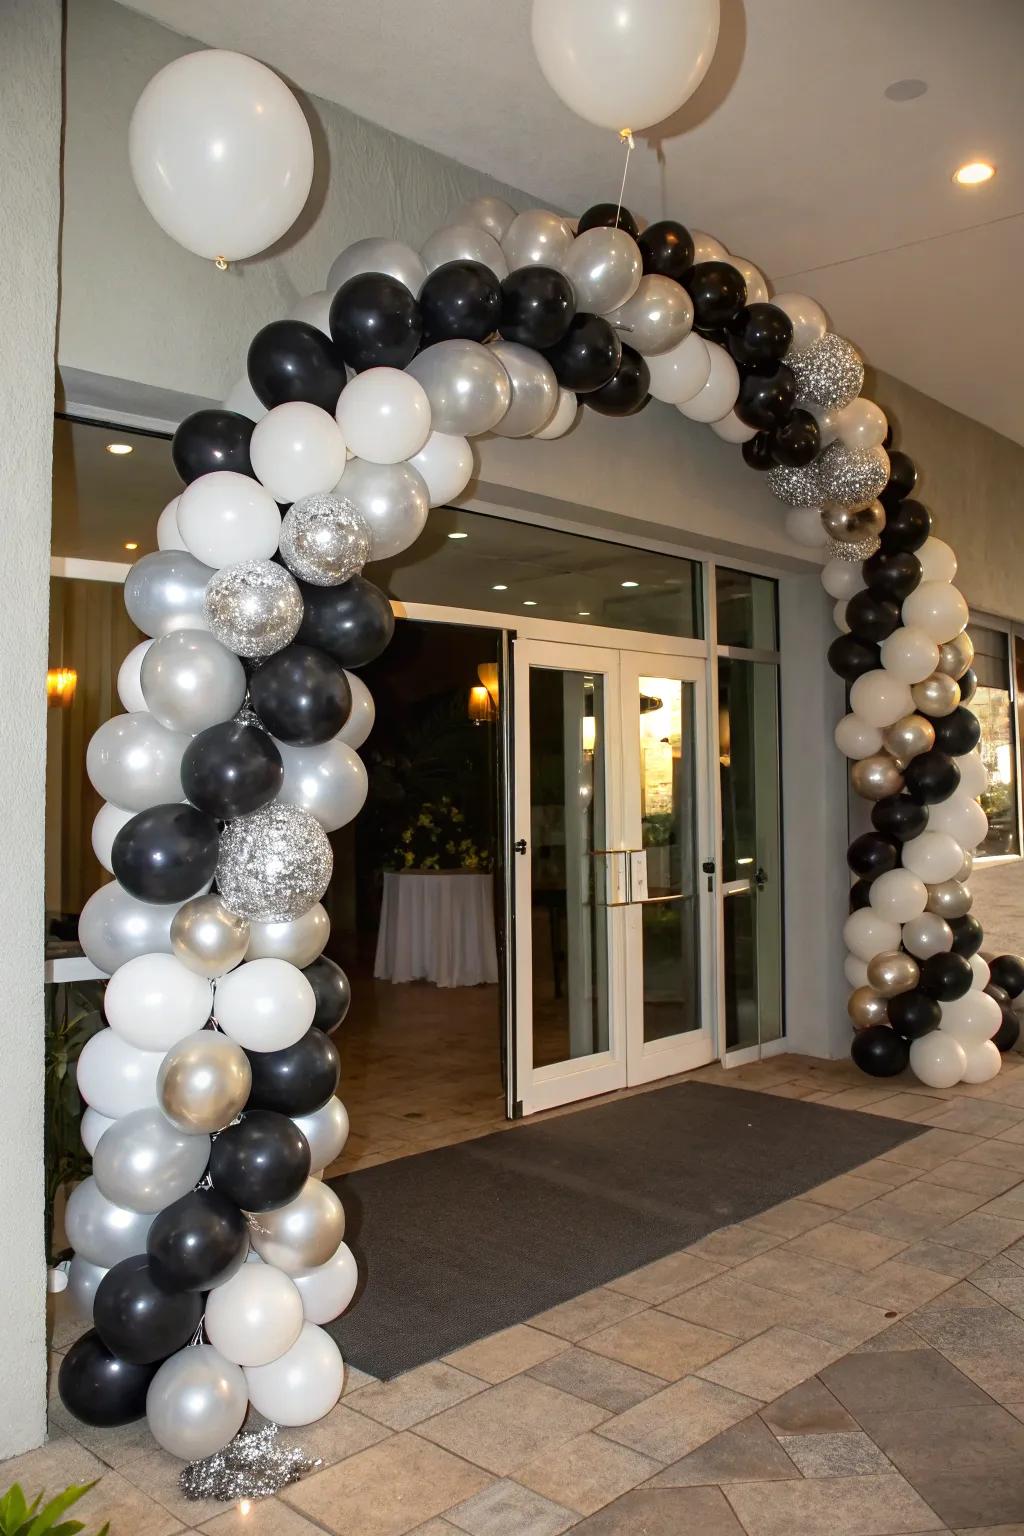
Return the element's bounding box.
[418,813,433,828]
[451,808,464,823]
[403,850,415,867]
[401,828,413,843]
[464,854,479,870]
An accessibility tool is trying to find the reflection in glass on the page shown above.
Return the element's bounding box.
[972,626,1019,857]
[715,568,778,651]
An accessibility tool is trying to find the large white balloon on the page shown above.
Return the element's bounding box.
[960,1040,1001,1084]
[901,582,969,644]
[204,1263,305,1367]
[92,802,135,874]
[785,509,828,549]
[869,868,928,924]
[250,403,348,503]
[926,792,989,851]
[408,432,474,506]
[909,1032,965,1089]
[939,991,1001,1044]
[647,333,711,405]
[844,954,870,990]
[76,1029,164,1119]
[277,739,369,833]
[849,671,915,729]
[711,411,758,445]
[337,672,375,751]
[879,628,940,685]
[336,369,431,465]
[957,751,989,799]
[177,471,281,569]
[81,1107,116,1157]
[214,958,315,1051]
[916,538,957,585]
[291,1240,358,1325]
[836,399,888,451]
[104,953,213,1051]
[244,1322,344,1426]
[292,1097,349,1173]
[902,831,967,884]
[531,0,720,131]
[970,953,991,991]
[843,908,903,963]
[834,714,883,761]
[677,343,739,423]
[129,51,313,262]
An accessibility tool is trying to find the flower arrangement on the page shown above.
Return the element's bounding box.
[389,796,493,872]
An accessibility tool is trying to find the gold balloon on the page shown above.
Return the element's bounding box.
[956,849,975,883]
[926,879,973,918]
[911,672,960,718]
[936,631,974,681]
[848,985,889,1029]
[171,894,250,979]
[882,714,935,764]
[821,499,886,544]
[867,950,921,997]
[851,753,905,801]
[157,1030,252,1134]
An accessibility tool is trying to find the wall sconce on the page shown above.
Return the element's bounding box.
[477,662,500,710]
[468,685,496,725]
[581,715,596,756]
[47,667,77,707]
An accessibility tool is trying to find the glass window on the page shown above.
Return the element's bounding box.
[971,624,1019,857]
[715,568,778,650]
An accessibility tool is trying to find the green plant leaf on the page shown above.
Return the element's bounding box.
[0,1482,31,1531]
[24,1480,95,1536]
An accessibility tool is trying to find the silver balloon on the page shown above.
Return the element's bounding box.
[65,1176,155,1268]
[821,500,886,545]
[883,714,936,764]
[847,986,889,1029]
[92,1107,211,1214]
[247,1178,345,1273]
[67,1254,108,1321]
[816,444,890,510]
[216,802,333,922]
[171,894,250,980]
[340,460,429,560]
[867,951,920,998]
[937,632,975,681]
[850,754,905,801]
[124,551,215,637]
[911,672,961,718]
[902,911,954,960]
[767,460,822,507]
[605,274,693,356]
[563,227,642,313]
[420,222,508,279]
[140,628,247,735]
[86,713,188,812]
[146,1344,248,1461]
[246,904,330,968]
[203,560,303,659]
[78,881,180,973]
[956,849,975,883]
[456,195,517,243]
[279,493,372,586]
[789,332,865,410]
[926,879,973,919]
[327,237,426,297]
[500,209,573,272]
[158,1030,252,1134]
[278,739,368,833]
[488,340,559,437]
[292,1096,349,1173]
[407,339,511,436]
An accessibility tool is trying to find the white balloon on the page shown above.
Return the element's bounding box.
[156,497,186,552]
[970,953,991,991]
[901,582,969,644]
[833,600,850,634]
[533,388,580,441]
[223,372,267,423]
[834,714,883,761]
[77,1028,164,1118]
[531,0,720,131]
[879,628,941,685]
[204,1264,305,1367]
[902,831,967,884]
[869,868,928,924]
[244,1322,343,1426]
[117,640,154,713]
[337,672,375,751]
[691,230,729,263]
[129,50,313,262]
[957,751,988,799]
[926,792,989,851]
[277,739,369,833]
[821,558,863,600]
[843,908,903,963]
[455,196,517,243]
[806,402,840,446]
[246,905,330,970]
[710,410,757,445]
[292,1098,349,1173]
[336,368,431,465]
[288,290,333,338]
[81,1108,116,1156]
[177,471,281,569]
[901,912,953,960]
[408,432,474,506]
[727,256,769,305]
[939,990,1002,1044]
[677,343,739,423]
[844,954,870,989]
[849,671,915,729]
[214,958,315,1051]
[420,223,509,280]
[773,292,828,356]
[835,398,888,451]
[785,509,828,549]
[105,953,213,1051]
[910,1032,965,1089]
[291,1240,358,1325]
[916,538,958,585]
[327,238,426,298]
[647,333,711,405]
[960,1040,1001,1084]
[92,802,135,874]
[250,403,348,503]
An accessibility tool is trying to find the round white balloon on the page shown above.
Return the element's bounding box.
[336,672,375,751]
[408,432,474,506]
[901,831,967,884]
[821,559,863,600]
[960,1040,1001,1084]
[772,293,828,356]
[647,333,711,405]
[909,1032,965,1089]
[250,402,348,503]
[785,509,828,548]
[533,388,580,441]
[901,912,954,960]
[843,908,902,964]
[291,1240,358,1325]
[244,1322,344,1426]
[104,953,213,1051]
[81,1107,116,1157]
[869,868,928,924]
[204,1263,305,1367]
[677,342,739,423]
[879,628,940,685]
[336,369,431,465]
[849,671,915,729]
[214,958,315,1051]
[177,471,281,569]
[901,582,969,644]
[156,497,186,552]
[926,793,988,852]
[835,398,888,451]
[117,641,154,713]
[957,751,988,799]
[77,1029,164,1118]
[834,715,883,761]
[916,538,958,585]
[844,954,870,989]
[92,803,135,874]
[939,990,1002,1044]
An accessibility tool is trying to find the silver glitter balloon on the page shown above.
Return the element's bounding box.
[217,803,333,922]
[816,443,890,509]
[203,561,303,659]
[766,460,821,507]
[826,533,881,563]
[789,332,864,410]
[279,494,372,587]
[180,1421,322,1503]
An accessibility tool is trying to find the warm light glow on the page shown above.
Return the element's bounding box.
[124,541,139,551]
[523,599,538,606]
[448,531,468,539]
[477,662,500,709]
[468,684,496,725]
[621,580,639,588]
[47,667,77,706]
[578,610,591,616]
[105,442,134,455]
[492,583,508,591]
[238,1498,252,1517]
[581,716,597,755]
[953,160,995,186]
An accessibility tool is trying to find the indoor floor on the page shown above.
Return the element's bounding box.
[34,1046,1024,1536]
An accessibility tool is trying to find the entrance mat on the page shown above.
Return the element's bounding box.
[326,1080,921,1380]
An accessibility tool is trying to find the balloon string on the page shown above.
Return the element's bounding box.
[614,130,635,230]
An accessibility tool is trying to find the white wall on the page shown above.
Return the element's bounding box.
[0,0,61,1460]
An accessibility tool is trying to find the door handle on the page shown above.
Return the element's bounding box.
[514,838,527,855]
[754,865,768,892]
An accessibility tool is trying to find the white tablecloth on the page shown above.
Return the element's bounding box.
[374,870,499,988]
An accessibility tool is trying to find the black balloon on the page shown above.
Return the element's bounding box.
[172,409,254,485]
[863,549,922,602]
[872,794,929,842]
[987,984,1011,1010]
[419,261,501,345]
[637,220,694,282]
[250,644,352,746]
[887,990,941,1040]
[931,707,981,757]
[880,450,918,508]
[248,320,347,413]
[147,1189,248,1292]
[542,313,621,394]
[111,803,220,905]
[851,1025,909,1076]
[994,1009,1021,1053]
[847,832,899,881]
[329,273,422,372]
[849,878,873,912]
[770,410,820,468]
[918,951,973,1002]
[845,590,901,643]
[577,203,640,240]
[209,1109,311,1212]
[726,304,793,370]
[828,633,881,682]
[499,266,574,349]
[94,1255,204,1365]
[989,954,1024,999]
[58,1330,157,1427]
[585,345,650,417]
[880,499,931,554]
[958,668,978,706]
[903,750,960,806]
[182,721,284,821]
[735,364,797,431]
[246,1027,341,1117]
[684,261,746,332]
[948,914,984,959]
[302,955,352,1034]
[297,574,395,668]
[741,432,774,471]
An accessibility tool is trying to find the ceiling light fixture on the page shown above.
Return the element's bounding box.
[447,531,468,539]
[124,541,139,551]
[884,78,927,102]
[523,599,538,606]
[105,442,134,455]
[578,610,591,616]
[492,584,508,591]
[621,580,639,588]
[953,160,995,186]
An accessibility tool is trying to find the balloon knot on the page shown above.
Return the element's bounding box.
[214,256,229,272]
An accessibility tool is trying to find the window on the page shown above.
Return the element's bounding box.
[970,623,1019,858]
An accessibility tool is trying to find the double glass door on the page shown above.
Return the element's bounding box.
[512,639,716,1114]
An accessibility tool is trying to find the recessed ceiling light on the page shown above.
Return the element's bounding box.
[523,599,538,606]
[124,541,139,551]
[447,531,468,540]
[884,78,927,102]
[492,583,508,591]
[621,580,639,588]
[105,442,133,456]
[953,160,995,186]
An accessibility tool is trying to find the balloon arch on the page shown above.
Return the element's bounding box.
[57,190,1024,1464]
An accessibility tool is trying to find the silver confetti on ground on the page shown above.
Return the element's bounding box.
[179,1422,321,1503]
[217,801,333,922]
[789,332,864,410]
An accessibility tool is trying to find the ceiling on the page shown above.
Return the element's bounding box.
[119,0,1024,444]
[53,417,179,561]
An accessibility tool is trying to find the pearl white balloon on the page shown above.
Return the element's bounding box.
[939,990,1002,1044]
[500,209,573,272]
[337,672,375,750]
[806,402,840,446]
[927,792,989,851]
[833,600,850,634]
[960,1040,1001,1084]
[335,368,431,465]
[917,538,958,585]
[290,1240,358,1325]
[902,831,967,884]
[327,238,427,298]
[288,290,333,337]
[420,223,508,280]
[117,640,154,713]
[146,1344,248,1461]
[223,372,267,423]
[849,671,915,729]
[970,953,991,991]
[92,803,135,874]
[408,432,474,506]
[844,954,870,989]
[156,497,186,551]
[277,739,369,833]
[455,195,517,243]
[869,868,928,923]
[292,1097,349,1173]
[843,908,902,963]
[177,471,280,569]
[728,256,769,304]
[250,403,348,503]
[901,912,954,960]
[647,333,711,405]
[140,628,247,734]
[834,714,883,760]
[214,958,315,1052]
[129,50,313,262]
[821,558,863,600]
[957,751,988,799]
[533,387,580,440]
[691,230,729,263]
[901,582,969,644]
[836,398,888,451]
[65,1178,155,1269]
[773,292,828,356]
[246,905,330,969]
[81,1107,115,1157]
[677,344,739,423]
[87,713,188,811]
[488,341,559,437]
[340,459,430,560]
[562,226,642,312]
[104,953,213,1051]
[406,339,511,437]
[204,1263,305,1368]
[531,0,720,132]
[785,508,828,548]
[910,1031,965,1089]
[879,628,941,685]
[76,1029,164,1118]
[709,409,757,445]
[244,1322,343,1426]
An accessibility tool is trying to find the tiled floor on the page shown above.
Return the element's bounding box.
[27,1046,1024,1534]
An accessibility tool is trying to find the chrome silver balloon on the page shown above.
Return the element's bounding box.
[455,195,517,243]
[92,1107,211,1214]
[124,551,215,637]
[500,209,573,272]
[78,881,180,973]
[406,339,511,436]
[327,237,427,297]
[66,1254,108,1321]
[64,1176,155,1268]
[936,631,975,681]
[847,986,889,1029]
[171,894,250,980]
[850,754,905,801]
[86,712,188,811]
[146,1344,248,1461]
[247,1178,345,1273]
[277,739,368,834]
[246,904,330,968]
[216,802,333,922]
[563,227,642,313]
[487,340,559,437]
[420,222,508,279]
[203,559,303,659]
[882,714,936,764]
[956,849,975,884]
[279,493,372,586]
[158,1030,252,1135]
[867,951,921,998]
[292,1096,349,1173]
[139,628,247,736]
[911,672,961,718]
[341,459,429,561]
[605,274,693,356]
[926,879,973,919]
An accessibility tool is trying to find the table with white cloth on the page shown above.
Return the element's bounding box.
[374,869,499,988]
